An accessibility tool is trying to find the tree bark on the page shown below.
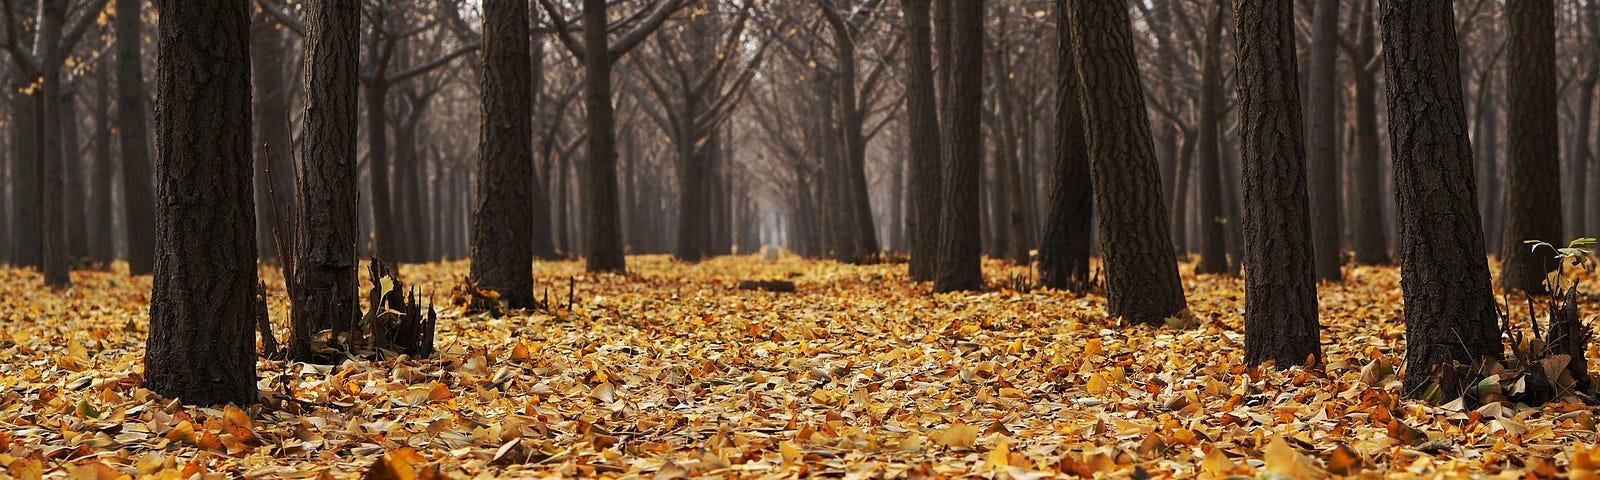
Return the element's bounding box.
[581,0,627,273]
[1194,2,1229,275]
[932,0,983,292]
[145,0,260,406]
[1306,0,1344,281]
[117,0,155,275]
[1038,0,1092,291]
[902,0,934,281]
[1499,0,1562,294]
[1380,0,1502,397]
[11,88,39,269]
[38,0,69,287]
[1234,0,1321,367]
[1066,0,1187,325]
[91,58,116,265]
[290,0,362,362]
[471,0,538,309]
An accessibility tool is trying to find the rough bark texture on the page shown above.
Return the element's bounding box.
[1194,3,1228,275]
[1066,0,1186,325]
[582,0,627,273]
[144,0,260,406]
[117,0,155,275]
[1037,0,1092,291]
[38,0,68,287]
[932,0,983,293]
[1380,0,1503,397]
[1234,0,1322,367]
[1500,0,1563,294]
[290,0,362,362]
[471,0,538,309]
[1349,0,1389,265]
[908,0,940,281]
[1306,0,1344,281]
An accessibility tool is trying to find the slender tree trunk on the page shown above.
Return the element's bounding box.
[1349,0,1389,265]
[1380,0,1502,397]
[1038,0,1092,291]
[11,87,39,269]
[528,34,556,261]
[932,0,983,292]
[289,0,362,362]
[145,0,259,406]
[578,0,627,272]
[1306,0,1344,281]
[1234,0,1321,367]
[117,0,155,275]
[38,0,69,287]
[62,79,88,265]
[1170,129,1195,256]
[1500,0,1562,294]
[1194,3,1229,275]
[1067,0,1186,325]
[1575,1,1599,237]
[91,64,116,265]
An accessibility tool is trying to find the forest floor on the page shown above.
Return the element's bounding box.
[0,254,1597,479]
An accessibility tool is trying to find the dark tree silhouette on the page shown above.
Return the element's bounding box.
[470,0,538,309]
[144,0,259,406]
[1193,2,1228,275]
[116,0,155,275]
[1065,0,1187,325]
[1500,0,1562,294]
[290,0,362,362]
[1234,0,1321,367]
[1037,0,1091,291]
[1305,0,1344,282]
[1380,0,1502,397]
[904,0,940,282]
[932,0,982,293]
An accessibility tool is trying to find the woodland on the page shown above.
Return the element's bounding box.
[2,0,1600,478]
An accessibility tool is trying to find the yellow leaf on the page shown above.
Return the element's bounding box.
[779,441,803,465]
[984,440,1011,471]
[934,421,978,449]
[1086,373,1109,395]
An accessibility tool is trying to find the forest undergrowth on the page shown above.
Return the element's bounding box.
[1,254,1598,479]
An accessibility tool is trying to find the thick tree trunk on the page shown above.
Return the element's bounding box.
[1194,3,1229,275]
[1380,0,1502,397]
[1306,0,1344,281]
[10,88,39,269]
[932,0,983,292]
[1500,0,1562,294]
[290,0,362,362]
[117,0,155,275]
[366,81,397,261]
[471,0,538,308]
[581,0,627,273]
[1067,0,1187,325]
[145,0,259,406]
[1038,0,1092,291]
[1234,0,1321,367]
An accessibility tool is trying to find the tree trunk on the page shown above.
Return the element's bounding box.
[1349,0,1389,265]
[1234,0,1321,367]
[1380,0,1503,397]
[1038,0,1092,291]
[290,0,362,362]
[470,0,538,308]
[117,0,155,275]
[1066,0,1187,325]
[91,57,116,265]
[61,78,88,266]
[1499,0,1562,294]
[11,87,39,269]
[529,35,556,260]
[1170,129,1195,256]
[932,0,983,292]
[145,0,259,406]
[38,0,69,287]
[1575,1,1599,237]
[580,0,627,273]
[1305,0,1344,281]
[1194,2,1228,275]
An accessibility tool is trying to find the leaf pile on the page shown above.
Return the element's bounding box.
[0,255,1597,478]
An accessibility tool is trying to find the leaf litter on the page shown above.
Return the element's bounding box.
[0,255,1596,478]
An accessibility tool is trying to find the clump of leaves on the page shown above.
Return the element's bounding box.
[450,279,505,317]
[1441,238,1597,408]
